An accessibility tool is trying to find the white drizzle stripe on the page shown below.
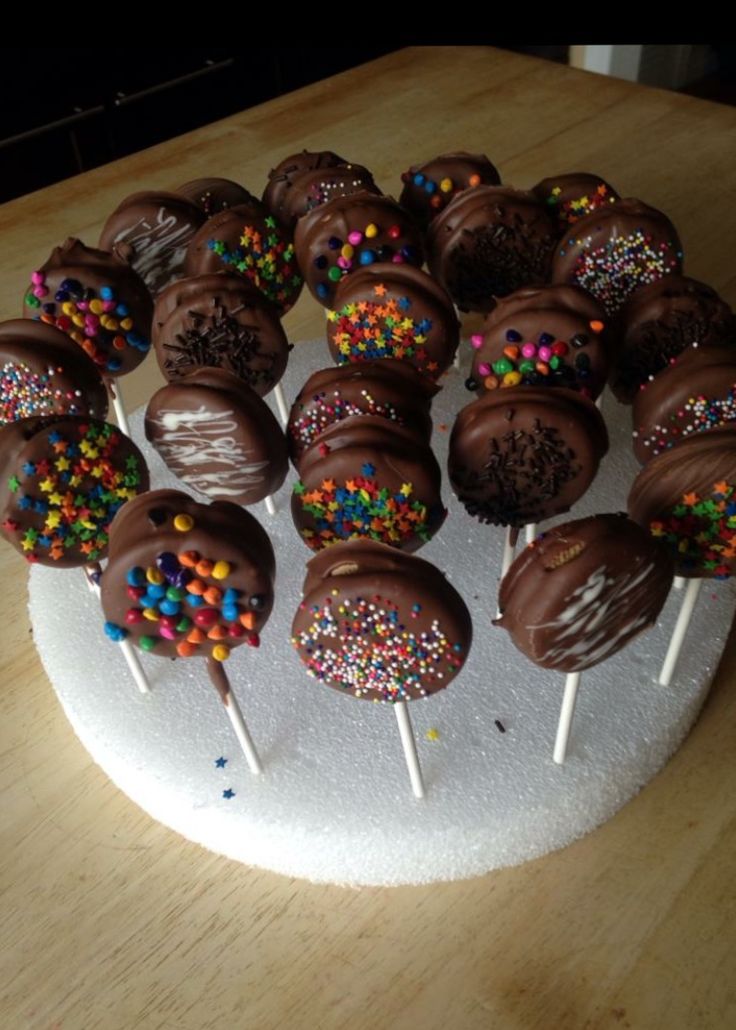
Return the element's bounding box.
[532,562,656,667]
[152,405,268,498]
[113,208,195,288]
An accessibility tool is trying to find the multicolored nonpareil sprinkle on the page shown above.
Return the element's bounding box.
[292,591,466,702]
[0,361,86,425]
[636,385,736,457]
[209,217,301,309]
[4,422,144,562]
[25,274,150,373]
[289,388,404,452]
[650,480,736,577]
[293,470,435,551]
[400,168,482,210]
[327,284,438,374]
[558,231,681,314]
[104,545,264,658]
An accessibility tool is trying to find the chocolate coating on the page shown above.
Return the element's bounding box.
[175,177,255,217]
[263,150,347,224]
[495,513,673,672]
[327,263,459,378]
[185,201,302,314]
[145,368,287,505]
[0,318,108,425]
[294,192,424,308]
[551,198,683,315]
[292,539,472,702]
[632,345,736,463]
[531,172,619,231]
[611,275,736,403]
[427,186,558,313]
[99,191,205,295]
[23,238,153,376]
[287,359,437,466]
[628,426,736,578]
[274,163,380,231]
[152,273,289,394]
[449,387,608,527]
[399,151,501,230]
[100,489,275,659]
[0,416,149,567]
[469,284,610,399]
[292,419,445,552]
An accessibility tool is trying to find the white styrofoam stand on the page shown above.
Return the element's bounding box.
[28,341,736,886]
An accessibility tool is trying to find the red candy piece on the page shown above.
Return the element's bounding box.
[193,608,219,628]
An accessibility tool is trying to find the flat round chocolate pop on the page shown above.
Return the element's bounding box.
[23,238,153,377]
[145,368,287,505]
[399,151,501,230]
[152,273,289,395]
[495,513,673,672]
[0,416,148,567]
[0,318,108,426]
[292,540,472,702]
[100,489,275,661]
[449,387,608,527]
[628,426,736,578]
[287,359,436,466]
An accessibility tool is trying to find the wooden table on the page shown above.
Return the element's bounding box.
[2,47,736,1030]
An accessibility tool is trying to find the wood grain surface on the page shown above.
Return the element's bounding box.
[2,47,736,1030]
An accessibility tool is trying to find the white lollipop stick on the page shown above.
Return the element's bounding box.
[452,351,461,371]
[207,657,263,775]
[265,495,277,517]
[673,575,686,590]
[497,527,516,618]
[117,639,152,695]
[394,702,425,799]
[553,671,582,764]
[105,377,131,438]
[595,393,603,411]
[273,382,289,427]
[659,578,703,687]
[83,564,151,694]
[525,522,538,545]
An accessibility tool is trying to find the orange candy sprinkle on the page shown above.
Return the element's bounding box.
[195,559,213,577]
[203,587,222,605]
[187,578,206,596]
[179,550,199,567]
[177,641,196,658]
[240,612,256,630]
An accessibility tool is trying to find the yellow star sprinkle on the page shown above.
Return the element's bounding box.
[425,728,440,741]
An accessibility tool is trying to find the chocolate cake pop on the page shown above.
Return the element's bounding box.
[272,163,381,231]
[294,192,424,307]
[531,172,619,231]
[611,275,736,403]
[628,426,736,578]
[449,388,608,528]
[292,539,472,702]
[145,368,287,505]
[99,191,205,294]
[326,263,459,378]
[426,185,558,313]
[287,360,437,466]
[23,238,153,376]
[184,201,302,314]
[292,420,446,552]
[175,177,254,217]
[152,273,289,395]
[0,416,149,567]
[495,513,673,672]
[550,198,683,315]
[263,150,348,225]
[399,151,501,230]
[100,489,274,660]
[0,319,108,426]
[632,345,736,463]
[467,284,610,399]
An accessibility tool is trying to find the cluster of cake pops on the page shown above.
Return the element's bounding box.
[2,147,734,805]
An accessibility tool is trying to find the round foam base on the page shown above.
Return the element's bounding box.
[28,342,736,886]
